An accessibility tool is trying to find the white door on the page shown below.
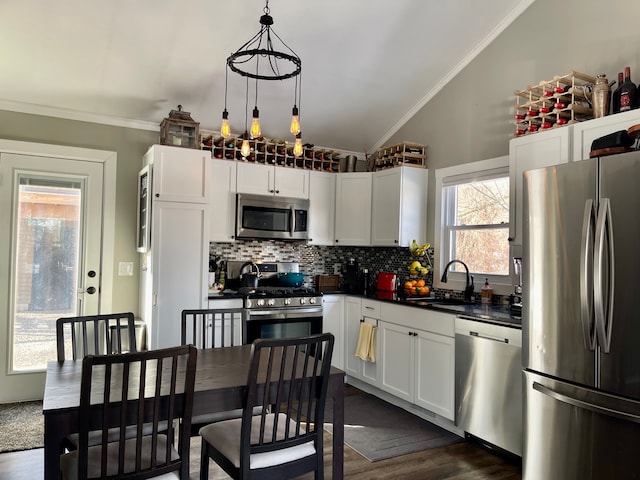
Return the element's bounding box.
[0,153,104,402]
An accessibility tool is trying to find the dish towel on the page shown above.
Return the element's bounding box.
[355,322,377,363]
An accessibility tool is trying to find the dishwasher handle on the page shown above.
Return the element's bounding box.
[469,331,509,343]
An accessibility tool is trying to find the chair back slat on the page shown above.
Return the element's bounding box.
[56,312,139,361]
[73,345,196,480]
[241,333,334,468]
[181,308,245,348]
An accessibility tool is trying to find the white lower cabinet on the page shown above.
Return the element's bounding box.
[322,295,344,369]
[379,303,456,421]
[344,296,380,387]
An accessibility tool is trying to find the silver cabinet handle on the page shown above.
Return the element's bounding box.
[580,199,596,351]
[533,381,640,423]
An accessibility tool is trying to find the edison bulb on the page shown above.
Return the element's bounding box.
[241,136,251,158]
[220,110,231,138]
[290,106,300,135]
[250,107,261,138]
[293,134,303,157]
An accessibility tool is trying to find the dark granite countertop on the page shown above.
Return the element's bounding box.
[325,291,522,329]
[208,290,522,329]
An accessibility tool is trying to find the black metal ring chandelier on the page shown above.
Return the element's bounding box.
[220,0,303,157]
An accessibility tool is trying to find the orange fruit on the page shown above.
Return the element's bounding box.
[404,281,413,289]
[416,279,425,287]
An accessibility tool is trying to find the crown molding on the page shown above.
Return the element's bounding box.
[0,99,159,132]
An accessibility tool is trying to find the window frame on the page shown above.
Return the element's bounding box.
[434,156,513,297]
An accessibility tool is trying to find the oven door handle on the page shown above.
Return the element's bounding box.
[247,308,323,318]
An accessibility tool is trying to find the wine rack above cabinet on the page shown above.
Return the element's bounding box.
[200,133,343,172]
[514,70,597,137]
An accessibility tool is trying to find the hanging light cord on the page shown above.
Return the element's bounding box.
[224,66,229,111]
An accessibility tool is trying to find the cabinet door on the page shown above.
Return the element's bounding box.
[361,315,379,386]
[379,321,414,402]
[149,201,210,349]
[335,172,372,246]
[210,159,237,242]
[235,162,273,195]
[509,128,571,246]
[344,296,362,378]
[147,145,210,203]
[371,169,401,246]
[308,171,336,245]
[572,109,640,162]
[322,295,344,369]
[275,167,310,199]
[414,329,455,420]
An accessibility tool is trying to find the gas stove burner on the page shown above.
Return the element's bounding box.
[239,286,319,297]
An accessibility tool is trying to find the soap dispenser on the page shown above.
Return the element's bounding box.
[481,278,493,304]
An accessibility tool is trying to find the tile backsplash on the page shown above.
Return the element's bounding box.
[210,240,433,292]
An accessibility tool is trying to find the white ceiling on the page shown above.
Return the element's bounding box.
[0,0,533,153]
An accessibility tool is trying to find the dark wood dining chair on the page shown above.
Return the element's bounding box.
[59,344,197,480]
[199,333,334,480]
[181,307,249,436]
[56,312,138,362]
[181,307,245,349]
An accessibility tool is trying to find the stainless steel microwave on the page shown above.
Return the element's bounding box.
[236,193,309,241]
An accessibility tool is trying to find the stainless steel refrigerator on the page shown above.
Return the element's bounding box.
[522,150,640,480]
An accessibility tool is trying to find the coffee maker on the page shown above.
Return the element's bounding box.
[343,258,361,294]
[509,257,523,316]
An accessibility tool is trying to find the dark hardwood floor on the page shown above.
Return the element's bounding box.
[1,385,521,479]
[0,435,521,479]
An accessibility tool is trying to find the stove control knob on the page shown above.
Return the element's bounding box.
[267,298,275,306]
[284,298,292,305]
[309,297,317,305]
[257,299,265,307]
[300,298,307,305]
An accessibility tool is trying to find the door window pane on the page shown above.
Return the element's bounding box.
[13,178,81,371]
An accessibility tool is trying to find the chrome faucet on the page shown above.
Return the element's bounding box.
[440,260,474,301]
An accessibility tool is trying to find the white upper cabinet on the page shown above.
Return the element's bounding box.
[236,162,309,199]
[509,127,572,246]
[210,159,237,242]
[144,145,210,204]
[572,109,640,162]
[371,167,427,247]
[334,172,372,246]
[308,170,336,245]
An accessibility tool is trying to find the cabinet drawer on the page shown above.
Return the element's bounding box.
[361,298,381,319]
[380,302,454,337]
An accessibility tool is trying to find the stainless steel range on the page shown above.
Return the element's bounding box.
[242,287,323,344]
[224,262,323,344]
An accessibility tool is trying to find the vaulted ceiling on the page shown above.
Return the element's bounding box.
[0,0,533,153]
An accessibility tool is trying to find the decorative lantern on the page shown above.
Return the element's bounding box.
[160,105,200,149]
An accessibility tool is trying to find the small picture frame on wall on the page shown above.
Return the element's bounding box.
[136,165,151,253]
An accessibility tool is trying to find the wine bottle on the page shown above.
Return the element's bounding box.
[611,72,624,114]
[619,66,638,112]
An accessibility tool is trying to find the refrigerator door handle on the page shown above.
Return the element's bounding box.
[580,199,596,350]
[594,198,614,353]
[533,381,640,423]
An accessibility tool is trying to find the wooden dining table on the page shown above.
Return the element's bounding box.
[42,344,345,480]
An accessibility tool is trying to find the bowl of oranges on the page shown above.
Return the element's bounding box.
[404,279,430,297]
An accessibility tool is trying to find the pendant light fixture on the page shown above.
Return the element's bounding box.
[220,0,302,148]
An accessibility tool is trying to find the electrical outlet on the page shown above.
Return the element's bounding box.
[118,262,134,276]
[333,264,341,275]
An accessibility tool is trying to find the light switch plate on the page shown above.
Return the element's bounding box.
[118,262,134,276]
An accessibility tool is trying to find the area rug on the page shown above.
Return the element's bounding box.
[324,390,463,462]
[0,400,44,453]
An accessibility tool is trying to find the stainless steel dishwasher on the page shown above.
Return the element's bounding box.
[455,315,522,456]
